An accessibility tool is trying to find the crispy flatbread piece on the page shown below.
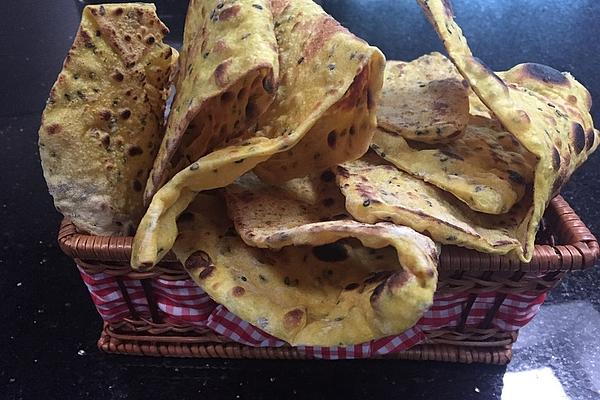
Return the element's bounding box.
[373,52,537,214]
[337,153,524,255]
[39,4,176,235]
[417,0,598,260]
[372,116,536,214]
[378,53,469,143]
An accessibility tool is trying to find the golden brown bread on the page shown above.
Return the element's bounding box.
[378,53,469,144]
[144,0,280,203]
[39,3,176,235]
[131,0,384,269]
[172,176,437,346]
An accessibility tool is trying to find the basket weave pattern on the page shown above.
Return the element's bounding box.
[58,196,598,364]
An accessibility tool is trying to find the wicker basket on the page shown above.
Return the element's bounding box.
[58,196,598,364]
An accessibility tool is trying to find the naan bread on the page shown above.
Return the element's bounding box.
[378,53,469,143]
[337,153,523,255]
[144,0,280,202]
[418,0,598,261]
[39,4,176,235]
[172,180,437,346]
[131,0,384,269]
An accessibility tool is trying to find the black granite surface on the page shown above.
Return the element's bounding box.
[1,0,599,399]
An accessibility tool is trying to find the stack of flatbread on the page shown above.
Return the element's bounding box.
[39,0,596,346]
[341,0,598,263]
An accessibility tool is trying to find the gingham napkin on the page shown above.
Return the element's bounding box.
[79,266,545,359]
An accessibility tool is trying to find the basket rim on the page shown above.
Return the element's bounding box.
[58,195,598,273]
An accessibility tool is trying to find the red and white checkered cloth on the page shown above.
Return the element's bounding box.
[79,266,545,359]
[79,269,215,327]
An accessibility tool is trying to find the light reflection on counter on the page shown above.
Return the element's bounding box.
[502,367,569,400]
[504,301,600,399]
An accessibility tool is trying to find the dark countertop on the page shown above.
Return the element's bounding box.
[1,1,599,399]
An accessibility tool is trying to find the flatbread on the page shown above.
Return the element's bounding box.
[418,0,598,261]
[225,172,350,247]
[372,117,536,214]
[144,0,280,203]
[172,183,437,346]
[373,52,537,214]
[131,0,384,269]
[468,89,493,119]
[39,4,176,235]
[378,53,469,143]
[224,172,434,282]
[252,0,384,183]
[337,153,523,255]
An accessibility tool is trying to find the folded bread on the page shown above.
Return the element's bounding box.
[172,174,437,346]
[417,0,598,261]
[132,0,384,269]
[377,53,469,144]
[337,152,524,256]
[373,52,537,214]
[144,0,280,202]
